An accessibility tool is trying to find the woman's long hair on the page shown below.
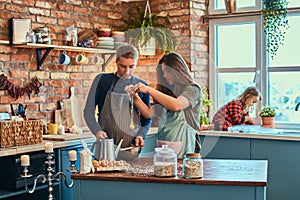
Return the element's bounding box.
[156,52,195,97]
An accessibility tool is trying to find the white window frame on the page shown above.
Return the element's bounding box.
[209,15,263,115]
[208,10,300,129]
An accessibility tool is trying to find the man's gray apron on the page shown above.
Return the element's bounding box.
[99,77,141,148]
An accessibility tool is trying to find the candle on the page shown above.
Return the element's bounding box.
[45,142,54,153]
[21,155,30,166]
[72,124,77,134]
[58,124,65,135]
[68,150,77,161]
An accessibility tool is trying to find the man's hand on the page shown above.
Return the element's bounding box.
[96,130,108,140]
[134,136,144,147]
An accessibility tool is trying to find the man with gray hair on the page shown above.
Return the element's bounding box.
[84,44,151,148]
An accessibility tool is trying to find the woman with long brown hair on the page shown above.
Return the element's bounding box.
[126,52,202,158]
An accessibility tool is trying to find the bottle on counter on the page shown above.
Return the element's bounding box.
[183,153,203,179]
[153,145,177,177]
[25,31,32,43]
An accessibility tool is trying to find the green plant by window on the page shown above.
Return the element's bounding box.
[120,4,176,53]
[200,87,213,125]
[262,0,289,59]
[259,106,276,117]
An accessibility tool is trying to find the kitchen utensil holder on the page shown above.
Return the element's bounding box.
[20,152,78,200]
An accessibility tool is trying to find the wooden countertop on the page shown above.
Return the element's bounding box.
[72,158,268,187]
[0,132,96,157]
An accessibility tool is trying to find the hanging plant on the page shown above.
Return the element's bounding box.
[120,3,176,54]
[262,0,289,59]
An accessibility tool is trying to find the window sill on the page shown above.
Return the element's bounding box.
[203,11,261,19]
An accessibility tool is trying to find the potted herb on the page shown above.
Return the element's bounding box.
[259,106,276,128]
[121,3,176,55]
[262,0,289,59]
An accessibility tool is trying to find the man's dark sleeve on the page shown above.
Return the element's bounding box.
[84,74,102,135]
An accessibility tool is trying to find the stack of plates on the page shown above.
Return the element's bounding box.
[111,31,127,49]
[112,31,125,42]
[96,37,114,49]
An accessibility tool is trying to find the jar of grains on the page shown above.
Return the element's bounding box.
[153,145,177,177]
[183,153,203,179]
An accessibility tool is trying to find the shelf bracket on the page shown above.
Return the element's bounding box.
[101,53,116,71]
[36,47,54,70]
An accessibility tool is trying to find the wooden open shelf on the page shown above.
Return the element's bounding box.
[4,42,116,70]
[13,43,116,54]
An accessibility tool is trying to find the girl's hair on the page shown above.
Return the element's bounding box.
[156,52,195,97]
[239,86,261,105]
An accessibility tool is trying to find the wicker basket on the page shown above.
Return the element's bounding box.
[0,120,43,148]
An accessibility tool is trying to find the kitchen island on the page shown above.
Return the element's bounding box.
[72,158,268,200]
[198,129,300,200]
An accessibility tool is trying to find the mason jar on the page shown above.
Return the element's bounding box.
[183,153,203,179]
[66,25,78,46]
[153,145,177,177]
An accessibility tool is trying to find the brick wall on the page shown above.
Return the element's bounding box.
[0,0,208,124]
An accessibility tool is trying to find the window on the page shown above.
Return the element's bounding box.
[268,14,300,125]
[209,16,260,117]
[209,0,260,14]
[209,1,300,128]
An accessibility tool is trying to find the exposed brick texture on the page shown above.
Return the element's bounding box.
[0,0,208,125]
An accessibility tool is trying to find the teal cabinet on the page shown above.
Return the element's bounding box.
[200,135,300,200]
[0,150,60,200]
[58,145,83,200]
[251,139,300,200]
[73,179,265,200]
[58,143,92,200]
[200,136,251,159]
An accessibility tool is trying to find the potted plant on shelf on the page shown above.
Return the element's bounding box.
[259,106,276,128]
[120,3,176,55]
[262,0,289,59]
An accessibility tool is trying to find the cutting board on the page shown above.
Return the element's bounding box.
[43,132,94,141]
[55,87,88,130]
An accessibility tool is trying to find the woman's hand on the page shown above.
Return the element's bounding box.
[245,116,255,124]
[131,82,149,94]
[125,82,150,97]
[124,84,134,97]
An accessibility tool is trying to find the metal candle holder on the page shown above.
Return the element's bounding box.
[20,152,79,200]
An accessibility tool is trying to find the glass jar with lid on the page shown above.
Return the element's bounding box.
[66,25,78,46]
[153,145,177,177]
[183,153,203,179]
